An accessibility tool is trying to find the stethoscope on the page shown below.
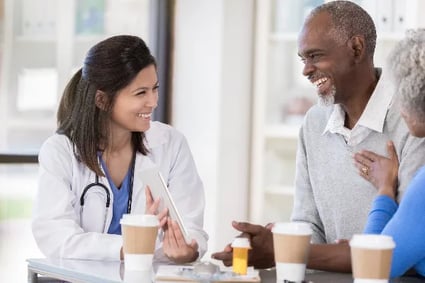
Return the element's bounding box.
[79,152,136,231]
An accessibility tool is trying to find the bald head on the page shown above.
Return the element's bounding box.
[306,0,376,59]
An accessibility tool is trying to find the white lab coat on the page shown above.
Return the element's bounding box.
[32,121,208,262]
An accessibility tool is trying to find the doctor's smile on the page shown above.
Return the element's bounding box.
[137,112,152,119]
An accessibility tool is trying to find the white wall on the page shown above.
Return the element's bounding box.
[172,0,254,260]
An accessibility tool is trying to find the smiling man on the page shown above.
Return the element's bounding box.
[212,1,425,272]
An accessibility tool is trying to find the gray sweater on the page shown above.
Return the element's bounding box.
[291,101,425,244]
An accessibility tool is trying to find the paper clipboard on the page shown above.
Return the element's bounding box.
[140,167,191,244]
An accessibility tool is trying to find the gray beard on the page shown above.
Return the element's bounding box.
[318,86,336,107]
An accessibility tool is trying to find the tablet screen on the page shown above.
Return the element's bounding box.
[140,167,191,244]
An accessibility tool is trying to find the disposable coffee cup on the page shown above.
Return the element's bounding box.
[272,222,312,283]
[120,214,159,271]
[123,269,152,283]
[350,234,395,283]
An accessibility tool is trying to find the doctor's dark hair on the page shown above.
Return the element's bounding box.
[57,35,156,176]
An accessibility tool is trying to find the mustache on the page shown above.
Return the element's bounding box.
[308,71,328,82]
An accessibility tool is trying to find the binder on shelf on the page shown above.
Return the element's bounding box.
[75,0,105,35]
[273,0,301,33]
[104,0,149,37]
[273,0,324,33]
[21,0,56,37]
[361,0,393,33]
[392,0,407,32]
[376,0,393,33]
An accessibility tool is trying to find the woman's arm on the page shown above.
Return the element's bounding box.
[33,135,122,260]
[308,243,352,273]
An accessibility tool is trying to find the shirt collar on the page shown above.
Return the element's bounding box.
[323,104,346,135]
[323,68,393,136]
[356,68,393,133]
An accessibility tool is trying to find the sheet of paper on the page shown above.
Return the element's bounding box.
[155,265,261,282]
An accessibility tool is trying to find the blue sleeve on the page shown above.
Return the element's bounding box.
[363,195,398,234]
[374,167,425,277]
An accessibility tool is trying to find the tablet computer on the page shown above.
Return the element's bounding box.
[140,167,191,244]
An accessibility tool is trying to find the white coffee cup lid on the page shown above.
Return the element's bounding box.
[120,214,159,227]
[272,222,312,235]
[231,237,251,249]
[349,234,395,249]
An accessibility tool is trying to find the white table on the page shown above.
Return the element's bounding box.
[28,258,124,283]
[27,258,425,283]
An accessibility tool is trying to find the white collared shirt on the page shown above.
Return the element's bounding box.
[322,69,394,146]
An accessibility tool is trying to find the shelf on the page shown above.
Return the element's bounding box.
[270,32,405,43]
[269,32,298,43]
[75,34,105,43]
[270,36,404,46]
[264,124,300,139]
[265,185,294,196]
[7,118,56,130]
[15,34,105,43]
[15,35,56,42]
[377,33,405,41]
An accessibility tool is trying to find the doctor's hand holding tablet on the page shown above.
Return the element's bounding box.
[143,167,200,263]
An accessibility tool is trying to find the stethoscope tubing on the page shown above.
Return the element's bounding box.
[79,152,136,231]
[80,175,111,207]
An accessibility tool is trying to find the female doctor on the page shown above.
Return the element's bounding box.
[32,35,208,264]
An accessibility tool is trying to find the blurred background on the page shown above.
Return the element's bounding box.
[1,0,424,281]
